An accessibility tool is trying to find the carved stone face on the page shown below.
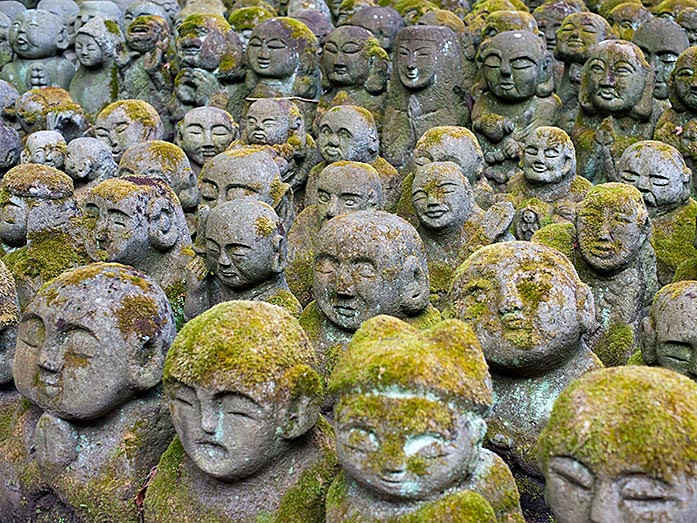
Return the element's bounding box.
[125,15,166,54]
[95,105,158,161]
[534,3,575,48]
[619,141,690,213]
[396,32,439,90]
[10,10,65,59]
[64,137,114,182]
[0,194,27,247]
[412,162,471,232]
[678,7,697,44]
[74,33,103,68]
[247,21,299,78]
[245,99,291,146]
[318,107,377,163]
[351,6,404,52]
[336,393,484,500]
[608,3,651,41]
[481,31,543,102]
[323,26,372,86]
[633,19,688,99]
[178,107,236,167]
[672,47,697,110]
[555,13,608,63]
[316,162,381,227]
[522,127,573,184]
[577,187,647,272]
[21,131,66,170]
[413,129,483,186]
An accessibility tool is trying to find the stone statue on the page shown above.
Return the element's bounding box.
[68,16,124,117]
[539,366,697,523]
[0,12,14,71]
[13,86,89,142]
[554,13,613,134]
[0,9,75,93]
[227,6,275,50]
[185,199,301,320]
[532,1,579,89]
[124,1,167,27]
[175,106,238,176]
[349,5,404,54]
[607,2,652,41]
[473,30,560,191]
[446,241,603,520]
[326,315,525,523]
[94,99,165,161]
[64,137,118,200]
[655,0,697,19]
[677,6,697,44]
[144,300,338,522]
[0,121,19,175]
[287,160,383,306]
[383,25,469,171]
[533,183,658,366]
[0,258,19,444]
[306,104,400,210]
[300,210,440,374]
[74,0,123,35]
[573,40,659,184]
[0,262,175,522]
[20,129,66,170]
[618,140,697,285]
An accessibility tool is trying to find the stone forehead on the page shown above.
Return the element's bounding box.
[178,13,230,36]
[526,126,574,150]
[201,149,280,181]
[322,105,376,131]
[396,23,456,45]
[97,100,161,129]
[652,280,697,315]
[414,161,466,184]
[206,198,280,233]
[89,175,178,204]
[621,140,685,167]
[67,137,111,156]
[675,45,697,66]
[183,106,235,126]
[26,130,66,146]
[590,39,650,69]
[582,182,646,210]
[480,29,544,58]
[563,11,611,29]
[120,140,189,170]
[319,160,380,184]
[633,17,689,54]
[327,24,374,43]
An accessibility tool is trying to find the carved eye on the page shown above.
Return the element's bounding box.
[343,426,379,453]
[324,42,338,53]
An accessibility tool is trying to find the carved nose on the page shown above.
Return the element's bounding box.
[499,281,523,313]
[37,343,63,373]
[335,266,355,295]
[590,481,621,523]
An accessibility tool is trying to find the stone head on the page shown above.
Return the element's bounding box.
[177,14,244,73]
[293,9,334,46]
[244,98,303,146]
[21,130,66,169]
[322,25,388,89]
[633,18,689,99]
[539,366,697,523]
[412,161,474,233]
[677,6,697,44]
[513,198,548,240]
[0,1,24,19]
[579,39,655,118]
[204,199,286,290]
[124,1,167,27]
[669,45,697,111]
[176,107,238,168]
[576,183,650,273]
[316,160,383,227]
[0,259,17,385]
[14,87,84,138]
[227,6,275,49]
[318,105,379,163]
[164,300,322,480]
[118,140,200,212]
[555,12,612,64]
[447,241,596,376]
[246,17,318,79]
[350,5,404,52]
[64,137,117,184]
[479,29,551,102]
[533,0,579,49]
[150,0,179,27]
[10,9,69,59]
[522,126,576,184]
[75,1,123,35]
[0,121,21,172]
[481,10,539,43]
[75,16,124,68]
[607,2,652,40]
[314,210,430,332]
[0,12,13,64]
[417,9,466,35]
[329,315,493,500]
[394,25,461,91]
[95,100,164,161]
[618,140,691,215]
[14,262,174,420]
[125,14,169,54]
[84,176,189,267]
[413,126,484,186]
[0,79,18,118]
[656,0,697,19]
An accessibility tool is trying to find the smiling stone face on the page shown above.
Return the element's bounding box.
[412,161,473,232]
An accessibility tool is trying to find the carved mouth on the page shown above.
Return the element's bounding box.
[501,311,526,329]
[499,81,515,90]
[597,89,618,101]
[252,131,266,141]
[195,440,228,458]
[589,243,616,257]
[532,163,547,173]
[405,69,419,80]
[333,64,347,75]
[333,304,358,319]
[218,268,239,279]
[424,208,448,219]
[256,58,270,69]
[38,373,61,397]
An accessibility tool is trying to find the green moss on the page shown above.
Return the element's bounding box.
[116,295,162,339]
[99,100,159,129]
[626,350,646,365]
[594,322,634,367]
[89,178,141,202]
[178,14,231,37]
[651,199,697,279]
[531,222,577,262]
[104,19,120,35]
[227,6,274,30]
[269,177,287,207]
[402,491,497,523]
[3,164,73,199]
[165,280,187,332]
[5,231,89,284]
[266,289,302,318]
[255,216,276,237]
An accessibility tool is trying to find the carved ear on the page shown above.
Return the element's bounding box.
[280,369,320,440]
[576,282,596,334]
[272,233,287,273]
[272,182,294,228]
[55,26,70,51]
[365,55,388,95]
[639,315,657,364]
[128,337,166,391]
[470,415,486,448]
[19,148,30,164]
[148,197,178,251]
[400,255,430,316]
[535,51,555,98]
[561,154,574,179]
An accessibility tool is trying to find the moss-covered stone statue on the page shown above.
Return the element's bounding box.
[300,210,440,375]
[175,106,238,177]
[553,13,613,134]
[0,121,19,177]
[0,262,176,522]
[573,40,660,184]
[607,2,652,41]
[0,258,19,443]
[532,1,579,86]
[144,300,338,522]
[185,199,301,320]
[383,25,469,171]
[677,6,697,44]
[287,161,383,307]
[20,129,66,170]
[499,126,591,239]
[306,104,399,211]
[94,99,164,162]
[316,25,389,135]
[63,137,118,201]
[326,315,525,523]
[539,366,697,523]
[68,16,124,117]
[13,86,89,142]
[0,9,75,93]
[446,240,603,521]
[350,5,405,54]
[532,183,658,366]
[245,17,321,123]
[473,30,560,191]
[618,140,697,285]
[227,6,275,49]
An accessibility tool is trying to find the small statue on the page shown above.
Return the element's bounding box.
[326,315,525,523]
[227,6,275,50]
[473,30,560,191]
[20,129,66,170]
[447,241,603,520]
[94,99,164,161]
[287,160,383,306]
[0,12,14,71]
[607,2,652,40]
[124,0,167,27]
[74,0,123,35]
[532,1,578,59]
[0,9,75,93]
[618,140,696,285]
[655,0,697,19]
[677,6,697,44]
[175,106,238,175]
[573,40,659,184]
[539,366,697,523]
[69,16,124,117]
[0,258,19,444]
[13,86,89,142]
[349,5,404,54]
[300,210,439,374]
[0,262,175,522]
[0,121,19,175]
[144,300,338,522]
[64,137,118,200]
[383,25,469,171]
[185,199,301,320]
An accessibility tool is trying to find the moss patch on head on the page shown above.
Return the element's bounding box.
[120,141,188,177]
[116,295,162,340]
[178,13,231,37]
[3,164,73,199]
[227,6,274,29]
[531,222,577,262]
[98,100,160,129]
[593,322,634,367]
[402,490,497,523]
